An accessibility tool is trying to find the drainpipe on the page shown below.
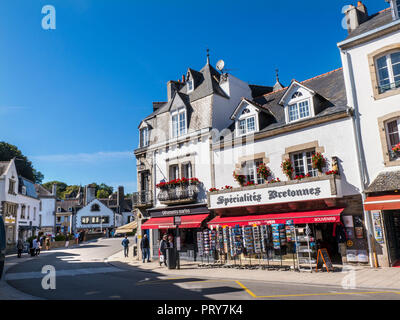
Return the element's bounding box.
[343,50,375,268]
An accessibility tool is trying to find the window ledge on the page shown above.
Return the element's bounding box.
[374,87,400,101]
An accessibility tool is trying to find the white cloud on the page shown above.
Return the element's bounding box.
[31,151,133,163]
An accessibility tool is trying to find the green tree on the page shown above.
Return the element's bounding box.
[97,189,110,199]
[62,185,81,199]
[0,142,44,182]
[42,181,68,198]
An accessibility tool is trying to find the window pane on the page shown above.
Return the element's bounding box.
[179,112,186,135]
[293,153,305,176]
[247,117,255,133]
[387,120,400,148]
[299,100,310,119]
[172,115,178,137]
[391,52,400,65]
[377,56,388,69]
[306,151,317,177]
[289,104,299,122]
[239,119,246,135]
[255,159,264,184]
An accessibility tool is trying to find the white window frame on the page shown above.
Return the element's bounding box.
[139,127,149,148]
[182,162,192,179]
[290,149,318,177]
[243,159,264,185]
[376,51,400,93]
[237,115,257,137]
[287,98,312,123]
[385,118,400,159]
[187,79,194,93]
[171,108,187,138]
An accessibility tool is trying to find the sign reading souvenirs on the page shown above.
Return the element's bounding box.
[316,248,334,272]
[209,180,339,209]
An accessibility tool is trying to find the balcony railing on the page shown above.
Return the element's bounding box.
[132,191,153,208]
[378,80,400,94]
[157,186,199,205]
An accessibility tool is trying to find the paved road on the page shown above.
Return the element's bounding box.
[4,238,400,300]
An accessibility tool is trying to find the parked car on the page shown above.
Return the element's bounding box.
[0,216,5,280]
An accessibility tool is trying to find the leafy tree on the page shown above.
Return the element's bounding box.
[97,189,110,199]
[62,185,81,199]
[98,183,113,196]
[0,142,43,182]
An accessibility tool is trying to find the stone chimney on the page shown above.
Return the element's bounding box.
[52,184,57,197]
[344,1,369,34]
[85,184,96,205]
[167,80,184,101]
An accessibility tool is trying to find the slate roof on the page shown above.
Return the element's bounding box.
[19,177,38,199]
[366,171,400,193]
[35,184,53,197]
[141,62,228,121]
[345,8,393,41]
[241,68,349,133]
[56,199,82,212]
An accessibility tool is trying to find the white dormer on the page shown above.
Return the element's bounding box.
[169,93,188,138]
[280,81,316,124]
[389,0,400,20]
[139,121,150,148]
[231,99,260,137]
[186,71,194,93]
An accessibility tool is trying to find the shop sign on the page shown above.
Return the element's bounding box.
[4,216,16,224]
[209,180,338,209]
[149,206,209,217]
[372,211,384,244]
[346,249,357,262]
[357,250,369,263]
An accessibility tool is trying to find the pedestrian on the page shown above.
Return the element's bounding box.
[31,238,37,256]
[159,234,168,267]
[168,234,174,248]
[74,231,80,245]
[45,236,51,251]
[121,236,130,258]
[35,237,41,256]
[140,234,151,263]
[17,239,24,258]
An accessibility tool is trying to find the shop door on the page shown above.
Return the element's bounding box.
[383,211,400,266]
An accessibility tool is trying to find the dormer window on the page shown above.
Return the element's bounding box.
[376,52,400,94]
[187,79,194,93]
[139,127,149,148]
[288,100,311,122]
[238,117,256,136]
[171,108,187,138]
[91,204,100,212]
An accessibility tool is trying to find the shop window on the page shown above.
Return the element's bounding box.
[291,150,317,177]
[243,159,264,184]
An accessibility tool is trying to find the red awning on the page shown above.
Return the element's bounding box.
[364,195,400,211]
[141,214,209,230]
[207,208,344,228]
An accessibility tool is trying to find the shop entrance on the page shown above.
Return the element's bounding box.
[383,210,400,266]
[314,224,342,264]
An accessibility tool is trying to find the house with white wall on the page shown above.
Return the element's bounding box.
[35,184,57,235]
[338,0,400,267]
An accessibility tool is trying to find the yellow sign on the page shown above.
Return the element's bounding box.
[347,240,354,247]
[5,216,16,224]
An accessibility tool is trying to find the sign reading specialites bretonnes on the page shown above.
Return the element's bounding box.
[209,180,339,209]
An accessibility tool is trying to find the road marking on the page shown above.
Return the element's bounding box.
[234,281,400,298]
[6,267,124,281]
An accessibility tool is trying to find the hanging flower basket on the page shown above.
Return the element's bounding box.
[312,152,327,173]
[189,177,200,185]
[257,163,271,180]
[281,159,294,180]
[156,181,168,190]
[233,172,246,187]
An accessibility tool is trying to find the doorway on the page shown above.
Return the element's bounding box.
[383,210,400,266]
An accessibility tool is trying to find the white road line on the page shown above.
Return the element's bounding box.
[6,267,124,281]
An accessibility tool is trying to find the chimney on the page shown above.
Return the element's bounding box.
[167,81,176,101]
[52,184,57,197]
[182,74,186,82]
[117,186,124,212]
[85,184,96,205]
[344,2,369,34]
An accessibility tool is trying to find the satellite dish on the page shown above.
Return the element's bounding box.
[216,60,225,72]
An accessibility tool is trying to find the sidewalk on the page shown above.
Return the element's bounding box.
[107,248,400,291]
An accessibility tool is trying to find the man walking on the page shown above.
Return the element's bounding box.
[140,234,151,263]
[159,234,168,267]
[121,236,130,258]
[17,239,24,258]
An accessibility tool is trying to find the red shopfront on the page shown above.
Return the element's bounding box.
[207,176,369,265]
[141,204,211,260]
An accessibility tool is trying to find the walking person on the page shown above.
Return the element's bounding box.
[45,236,51,251]
[74,231,80,245]
[17,239,24,258]
[31,237,37,256]
[35,237,41,256]
[121,236,130,258]
[159,234,168,267]
[140,234,151,263]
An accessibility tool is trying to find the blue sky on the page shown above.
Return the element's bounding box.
[0,0,385,193]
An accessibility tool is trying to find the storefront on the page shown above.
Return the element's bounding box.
[365,193,400,267]
[206,175,369,268]
[141,204,211,261]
